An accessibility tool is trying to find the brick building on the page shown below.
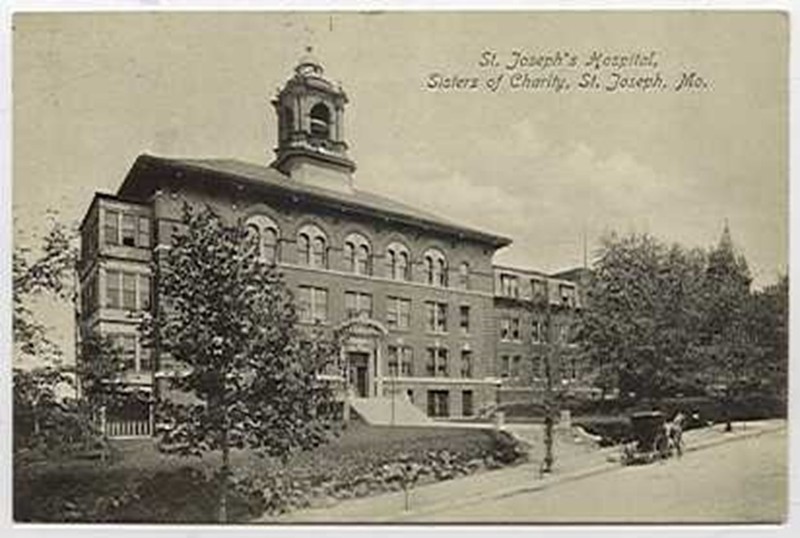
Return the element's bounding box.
[76,54,586,432]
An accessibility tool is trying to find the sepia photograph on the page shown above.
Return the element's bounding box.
[8,7,790,527]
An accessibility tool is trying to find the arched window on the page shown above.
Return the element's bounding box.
[398,252,409,280]
[244,224,260,255]
[245,214,280,264]
[312,237,327,268]
[459,262,470,290]
[344,232,372,275]
[297,223,328,268]
[425,256,435,285]
[297,233,310,265]
[386,242,411,281]
[356,245,370,275]
[344,241,355,271]
[310,103,331,139]
[262,228,278,264]
[423,248,448,287]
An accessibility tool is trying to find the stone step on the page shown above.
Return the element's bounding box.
[350,396,433,426]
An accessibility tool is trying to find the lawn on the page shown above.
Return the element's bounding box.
[14,422,524,523]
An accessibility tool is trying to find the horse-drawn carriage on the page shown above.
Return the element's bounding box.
[621,410,684,465]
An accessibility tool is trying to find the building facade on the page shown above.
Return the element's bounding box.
[76,54,587,429]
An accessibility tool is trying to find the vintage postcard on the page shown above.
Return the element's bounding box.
[9,8,789,528]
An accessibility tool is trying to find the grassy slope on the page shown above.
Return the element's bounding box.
[14,423,511,523]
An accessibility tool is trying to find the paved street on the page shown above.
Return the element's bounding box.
[413,427,787,523]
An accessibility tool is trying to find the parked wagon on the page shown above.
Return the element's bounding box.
[621,410,672,465]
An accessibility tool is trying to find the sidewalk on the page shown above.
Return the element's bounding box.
[266,419,786,523]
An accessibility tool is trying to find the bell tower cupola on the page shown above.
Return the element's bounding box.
[271,48,356,191]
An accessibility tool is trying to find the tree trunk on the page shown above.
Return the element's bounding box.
[219,431,230,523]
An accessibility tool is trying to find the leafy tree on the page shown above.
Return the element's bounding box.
[12,217,83,454]
[13,217,76,360]
[697,224,755,431]
[579,233,706,404]
[749,275,788,401]
[143,205,340,522]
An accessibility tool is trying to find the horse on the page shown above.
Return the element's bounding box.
[664,411,686,457]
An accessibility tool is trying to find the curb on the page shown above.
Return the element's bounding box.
[385,422,786,522]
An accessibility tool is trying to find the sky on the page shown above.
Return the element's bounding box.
[11,11,788,363]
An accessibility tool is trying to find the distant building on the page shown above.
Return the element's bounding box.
[76,53,587,435]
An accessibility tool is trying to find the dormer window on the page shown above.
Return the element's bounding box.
[310,103,331,139]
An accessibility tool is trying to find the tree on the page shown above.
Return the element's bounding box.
[751,275,788,400]
[143,205,340,523]
[13,217,76,360]
[12,217,82,454]
[697,224,754,431]
[578,233,706,405]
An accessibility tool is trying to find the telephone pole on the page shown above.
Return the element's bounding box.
[541,281,555,474]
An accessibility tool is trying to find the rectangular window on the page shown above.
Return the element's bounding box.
[312,288,328,322]
[426,348,436,377]
[511,317,520,341]
[462,390,474,417]
[139,275,151,310]
[400,347,413,376]
[116,334,136,371]
[122,272,137,310]
[387,346,399,377]
[298,286,328,323]
[511,355,522,378]
[437,348,448,377]
[345,291,372,319]
[425,301,448,333]
[500,355,510,378]
[104,210,119,246]
[500,274,519,298]
[106,270,121,308]
[386,297,411,330]
[426,347,449,377]
[138,216,151,248]
[500,318,511,341]
[121,214,136,247]
[460,350,473,378]
[387,345,413,377]
[427,390,449,418]
[459,305,470,335]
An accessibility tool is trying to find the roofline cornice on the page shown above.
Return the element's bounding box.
[119,154,513,249]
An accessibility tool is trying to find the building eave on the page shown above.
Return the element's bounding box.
[118,154,513,248]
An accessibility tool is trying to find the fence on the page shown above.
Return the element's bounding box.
[99,405,154,439]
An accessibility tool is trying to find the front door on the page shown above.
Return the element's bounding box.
[348,352,370,397]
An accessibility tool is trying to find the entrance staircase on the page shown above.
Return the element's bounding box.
[349,397,433,426]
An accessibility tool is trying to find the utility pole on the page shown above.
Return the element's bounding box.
[391,365,397,427]
[541,281,555,475]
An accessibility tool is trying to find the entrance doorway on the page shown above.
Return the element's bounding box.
[348,352,370,397]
